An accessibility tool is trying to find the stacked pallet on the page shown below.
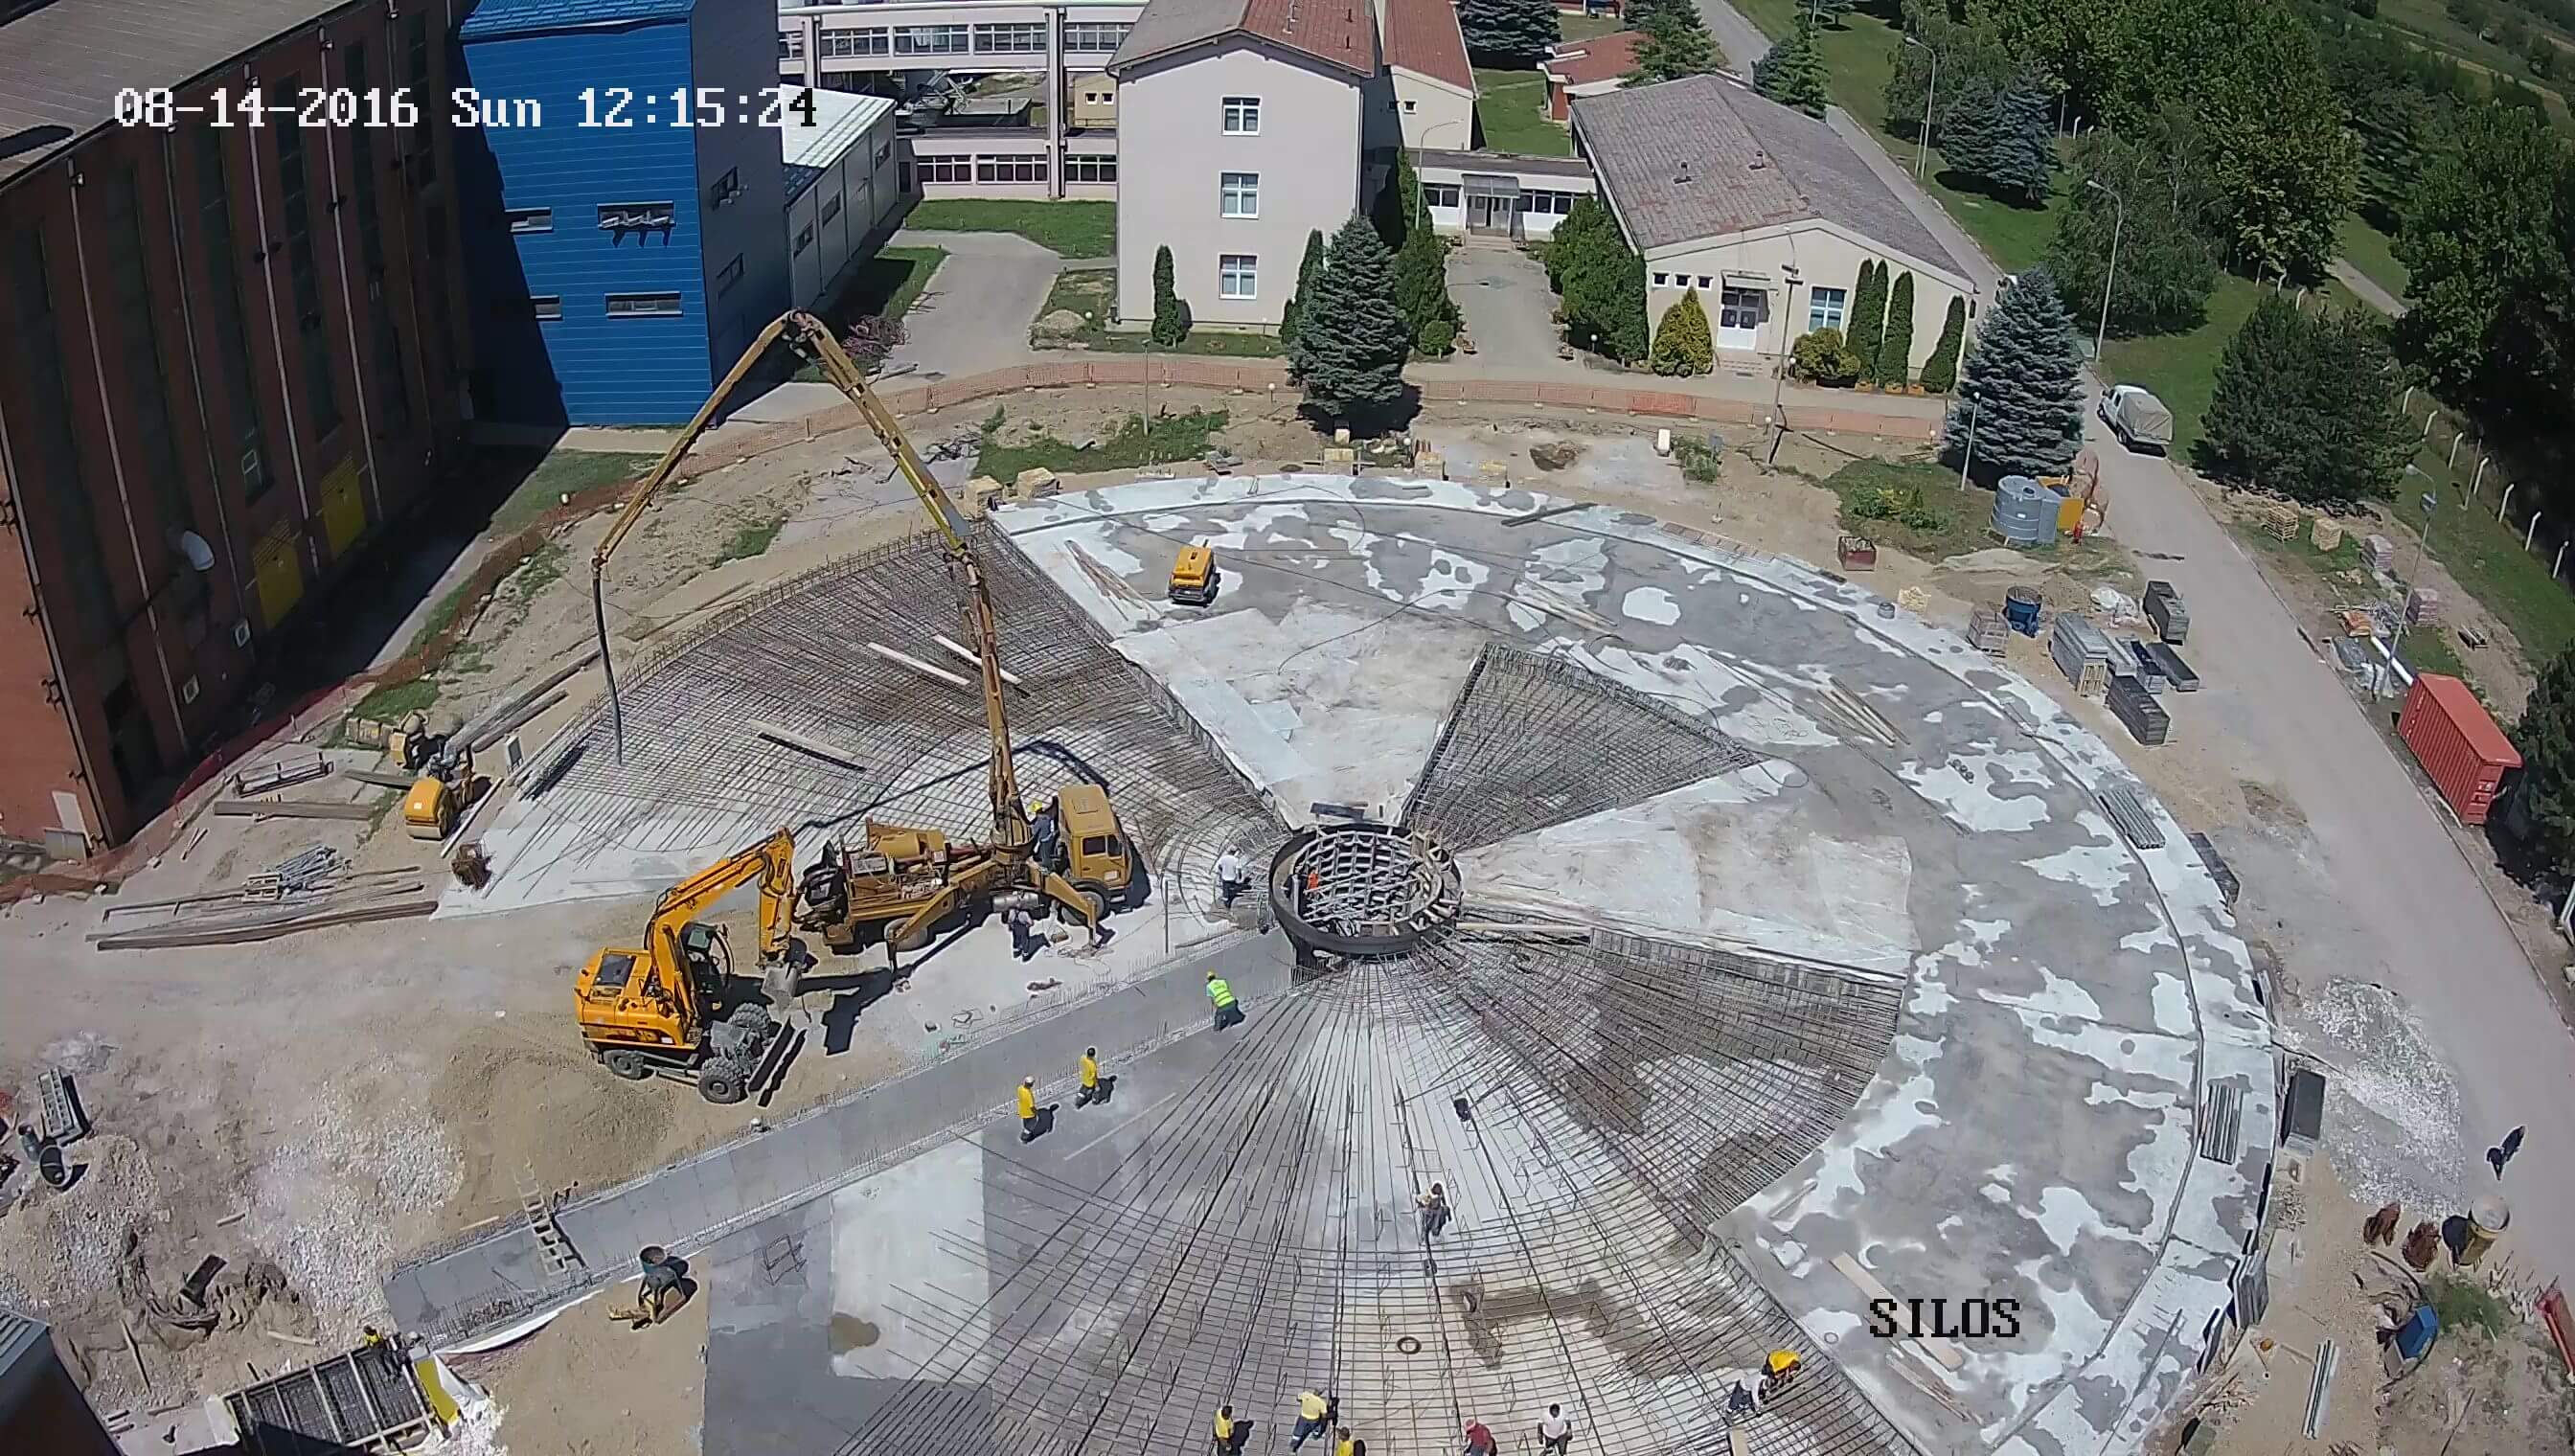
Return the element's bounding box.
[2108,672,2170,745]
[2050,614,2116,698]
[1965,606,2010,655]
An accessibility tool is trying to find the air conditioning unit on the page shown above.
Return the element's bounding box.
[181,675,200,705]
[233,619,253,648]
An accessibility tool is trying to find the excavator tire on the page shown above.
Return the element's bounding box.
[697,1060,749,1105]
[1057,884,1108,927]
[602,1049,653,1081]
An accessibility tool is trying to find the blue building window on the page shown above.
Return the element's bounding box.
[599,201,675,231]
[606,293,684,317]
[533,296,562,320]
[507,208,554,233]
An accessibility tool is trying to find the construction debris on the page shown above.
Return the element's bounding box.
[231,753,330,797]
[212,798,380,822]
[92,850,435,951]
[748,720,869,773]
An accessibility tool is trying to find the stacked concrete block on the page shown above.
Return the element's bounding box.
[2050,614,2116,699]
[2312,516,2344,553]
[2407,587,2441,626]
[2362,533,2396,572]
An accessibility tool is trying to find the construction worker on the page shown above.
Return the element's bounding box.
[1213,1403,1240,1455]
[1461,1416,1497,1455]
[1333,1425,1356,1456]
[1538,1402,1574,1453]
[1762,1348,1802,1400]
[1288,1390,1333,1451]
[1206,970,1242,1031]
[1417,1181,1451,1240]
[1076,1047,1102,1106]
[1215,847,1249,908]
[1016,1077,1040,1142]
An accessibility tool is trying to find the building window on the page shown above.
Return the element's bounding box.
[918,153,973,184]
[972,21,1045,52]
[532,295,562,320]
[1424,182,1461,209]
[1525,190,1577,216]
[781,31,805,58]
[976,154,1048,183]
[1652,271,1668,285]
[346,43,410,438]
[709,168,741,208]
[820,193,844,224]
[606,293,684,317]
[599,201,676,230]
[894,24,968,55]
[1064,21,1130,51]
[1403,100,1416,113]
[506,207,552,233]
[1222,96,1260,134]
[796,222,816,254]
[191,128,273,504]
[1064,154,1117,184]
[1219,254,1257,300]
[96,168,186,532]
[5,231,118,644]
[1220,171,1258,217]
[271,80,341,439]
[820,28,890,57]
[718,253,746,291]
[1808,285,1847,333]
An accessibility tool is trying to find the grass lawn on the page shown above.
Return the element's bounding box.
[2415,460,2575,665]
[488,448,658,536]
[975,405,1231,480]
[2373,0,2573,123]
[1815,458,2117,578]
[900,199,1115,258]
[827,246,946,327]
[1560,11,1623,40]
[2098,275,2268,457]
[2335,216,2410,303]
[1032,271,1284,356]
[1473,68,1573,157]
[1737,0,1903,127]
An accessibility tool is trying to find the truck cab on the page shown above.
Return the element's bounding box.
[1052,784,1135,909]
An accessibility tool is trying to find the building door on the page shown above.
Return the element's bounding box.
[1719,286,1765,351]
[1463,177,1521,239]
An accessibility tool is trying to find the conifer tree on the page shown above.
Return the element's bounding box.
[1877,271,1916,387]
[1649,288,1715,375]
[1295,215,1414,429]
[1941,263,2084,481]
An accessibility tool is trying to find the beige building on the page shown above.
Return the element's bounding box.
[1572,74,1977,371]
[1380,0,1475,150]
[1105,0,1379,329]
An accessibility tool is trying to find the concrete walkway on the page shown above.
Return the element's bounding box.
[2331,258,2407,317]
[881,229,1066,378]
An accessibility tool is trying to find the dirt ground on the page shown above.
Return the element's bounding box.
[457,1273,710,1456]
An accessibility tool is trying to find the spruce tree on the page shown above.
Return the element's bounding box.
[1295,215,1413,431]
[1755,18,1830,118]
[1878,271,1916,387]
[2515,647,2575,874]
[1921,296,1966,393]
[1395,223,1461,354]
[1459,0,1560,66]
[1151,245,1192,347]
[1282,229,1328,350]
[1941,263,2083,481]
[1625,5,1723,85]
[1847,262,1888,387]
[1563,224,1648,362]
[1649,288,1715,375]
[1942,78,2054,205]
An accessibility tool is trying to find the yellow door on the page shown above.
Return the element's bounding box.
[252,524,305,627]
[318,456,369,558]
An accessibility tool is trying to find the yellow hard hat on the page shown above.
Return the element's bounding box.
[1766,1350,1800,1375]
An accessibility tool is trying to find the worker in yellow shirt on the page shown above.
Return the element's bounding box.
[1016,1076,1039,1142]
[1076,1047,1102,1107]
[1288,1389,1335,1450]
[1212,1402,1240,1455]
[1333,1424,1357,1456]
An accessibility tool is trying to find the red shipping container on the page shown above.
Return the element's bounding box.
[2399,673,2520,825]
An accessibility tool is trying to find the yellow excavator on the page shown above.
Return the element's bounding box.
[572,828,805,1103]
[583,311,1135,969]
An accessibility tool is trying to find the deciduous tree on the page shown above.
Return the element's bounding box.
[1941,265,2084,481]
[1293,216,1413,430]
[2513,647,2575,874]
[2044,114,2222,336]
[1562,215,1649,362]
[2396,101,2575,422]
[1649,288,1715,375]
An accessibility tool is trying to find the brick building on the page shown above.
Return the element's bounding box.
[0,0,470,853]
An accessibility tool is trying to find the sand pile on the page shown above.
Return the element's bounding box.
[430,1035,675,1223]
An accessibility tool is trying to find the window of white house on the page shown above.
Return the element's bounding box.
[894,24,968,55]
[977,154,1048,183]
[918,154,972,184]
[1423,183,1461,208]
[1808,285,1847,332]
[1695,275,1714,288]
[1220,171,1258,217]
[1403,100,1416,112]
[1524,190,1577,216]
[971,22,1045,52]
[1064,155,1118,183]
[1219,254,1257,300]
[1063,21,1131,52]
[1222,96,1260,134]
[1652,271,1669,286]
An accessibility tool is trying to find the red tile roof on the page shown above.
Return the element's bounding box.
[1380,0,1472,88]
[1245,0,1383,76]
[1542,29,1642,88]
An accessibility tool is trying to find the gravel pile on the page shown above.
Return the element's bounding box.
[248,1097,460,1336]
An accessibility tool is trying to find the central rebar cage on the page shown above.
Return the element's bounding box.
[1268,820,1463,957]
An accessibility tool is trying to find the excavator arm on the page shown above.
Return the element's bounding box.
[646,828,800,969]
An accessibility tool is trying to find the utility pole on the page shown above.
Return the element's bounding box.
[2085,178,2125,364]
[2396,489,2436,650]
[1767,263,1804,465]
[1903,34,1941,180]
[1955,389,1981,490]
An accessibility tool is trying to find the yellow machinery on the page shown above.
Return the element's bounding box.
[1169,544,1219,605]
[388,711,482,840]
[585,310,1135,972]
[574,829,806,1103]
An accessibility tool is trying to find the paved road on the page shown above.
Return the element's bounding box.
[2331,258,2408,317]
[1698,0,2570,1273]
[882,228,1060,377]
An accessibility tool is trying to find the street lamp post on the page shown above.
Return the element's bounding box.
[2396,489,2437,649]
[1904,35,1941,180]
[1955,389,1981,490]
[1767,263,1804,464]
[2085,177,2125,364]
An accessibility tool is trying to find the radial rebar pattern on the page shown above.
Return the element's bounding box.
[1275,823,1463,944]
[529,528,1276,884]
[1401,645,1769,852]
[832,931,1908,1456]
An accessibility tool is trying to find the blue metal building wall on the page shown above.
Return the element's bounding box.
[458,14,713,424]
[691,0,794,371]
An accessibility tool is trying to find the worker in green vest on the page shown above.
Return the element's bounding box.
[1206,970,1242,1031]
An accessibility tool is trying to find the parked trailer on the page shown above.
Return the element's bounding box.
[2398,673,2519,825]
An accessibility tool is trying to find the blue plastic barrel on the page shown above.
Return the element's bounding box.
[2004,586,2043,634]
